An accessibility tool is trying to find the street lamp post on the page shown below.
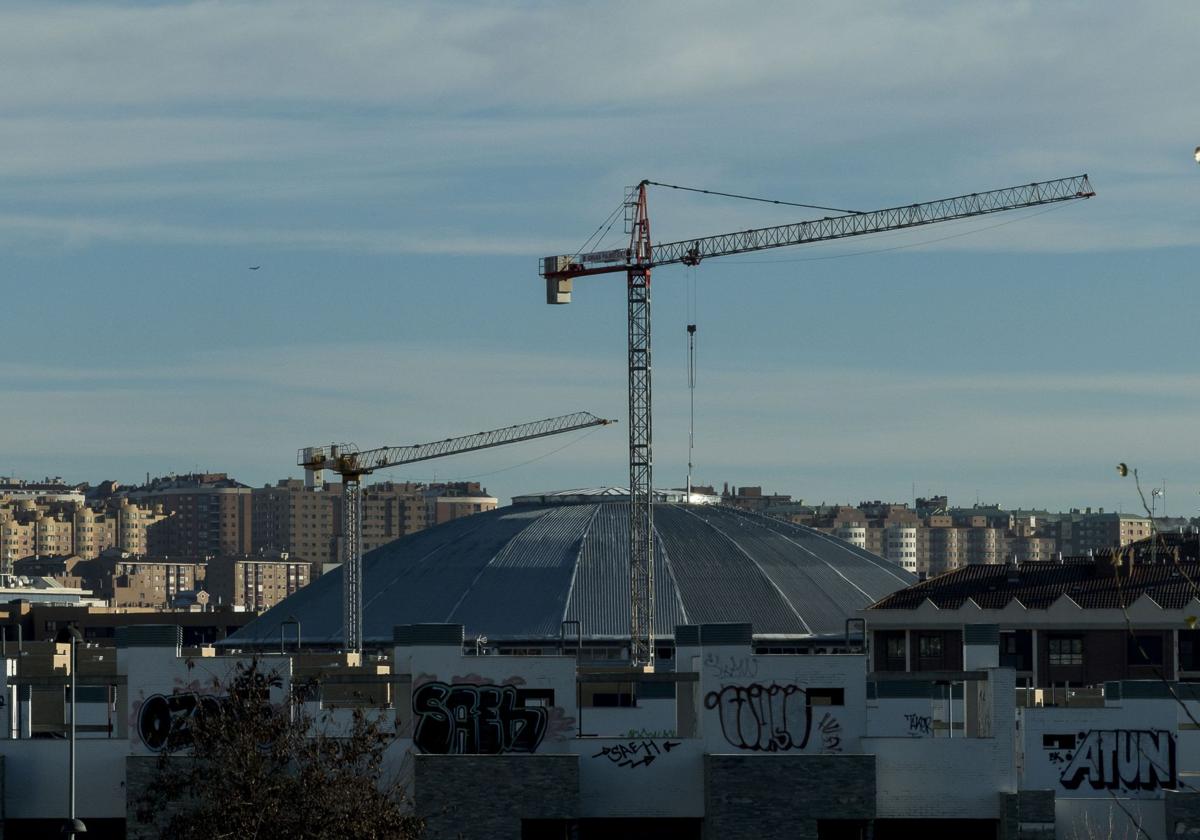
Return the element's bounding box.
[56,625,86,837]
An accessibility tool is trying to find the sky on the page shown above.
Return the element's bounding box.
[2,0,1199,514]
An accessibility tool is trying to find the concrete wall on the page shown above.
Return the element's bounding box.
[400,640,578,755]
[571,736,704,818]
[695,646,866,756]
[1,739,127,820]
[867,693,964,738]
[123,649,292,755]
[1164,791,1200,839]
[704,754,874,840]
[1054,797,1163,840]
[579,698,677,737]
[1000,790,1056,840]
[865,668,1016,819]
[1021,704,1180,801]
[13,625,1200,839]
[866,736,1013,819]
[414,754,578,840]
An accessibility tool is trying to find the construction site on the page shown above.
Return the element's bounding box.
[11,174,1200,840]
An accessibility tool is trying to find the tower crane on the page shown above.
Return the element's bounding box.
[299,411,615,652]
[541,174,1095,670]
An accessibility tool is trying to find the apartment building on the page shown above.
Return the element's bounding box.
[108,557,203,608]
[779,497,1165,579]
[128,473,253,558]
[1067,510,1153,555]
[69,504,115,559]
[252,479,343,566]
[253,478,436,562]
[423,482,498,528]
[719,484,794,512]
[363,481,427,552]
[206,553,312,612]
[1,492,170,567]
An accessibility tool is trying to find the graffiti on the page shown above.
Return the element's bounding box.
[904,713,932,736]
[412,681,548,755]
[818,712,843,754]
[138,692,229,752]
[704,682,812,752]
[1045,730,1177,792]
[703,653,758,680]
[592,739,681,769]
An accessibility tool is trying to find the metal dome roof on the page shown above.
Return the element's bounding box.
[224,501,915,648]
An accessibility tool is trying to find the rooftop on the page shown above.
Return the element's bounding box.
[226,498,914,648]
[870,532,1200,611]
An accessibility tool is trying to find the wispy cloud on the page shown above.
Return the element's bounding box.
[0,211,576,255]
[0,2,1194,253]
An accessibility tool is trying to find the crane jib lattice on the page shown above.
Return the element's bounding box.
[543,175,1094,277]
[299,412,612,478]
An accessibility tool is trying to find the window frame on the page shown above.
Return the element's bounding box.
[1048,635,1084,667]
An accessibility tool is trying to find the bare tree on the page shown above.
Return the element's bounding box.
[135,659,422,840]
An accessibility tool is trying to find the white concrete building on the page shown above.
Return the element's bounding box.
[1,621,1198,839]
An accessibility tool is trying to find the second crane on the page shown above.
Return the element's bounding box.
[300,411,615,653]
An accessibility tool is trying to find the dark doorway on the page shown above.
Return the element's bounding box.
[5,818,126,840]
[818,819,871,839]
[523,818,703,840]
[874,818,998,840]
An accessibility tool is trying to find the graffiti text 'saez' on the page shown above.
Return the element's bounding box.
[412,682,548,755]
[592,739,681,769]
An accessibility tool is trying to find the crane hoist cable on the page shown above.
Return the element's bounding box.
[644,179,863,215]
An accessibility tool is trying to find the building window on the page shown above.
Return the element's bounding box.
[1048,636,1083,667]
[516,688,554,708]
[1181,631,1200,671]
[1127,633,1164,667]
[807,687,845,706]
[885,635,906,668]
[918,634,943,659]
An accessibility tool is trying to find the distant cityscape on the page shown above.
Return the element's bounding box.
[710,484,1180,578]
[0,472,499,615]
[2,473,1185,618]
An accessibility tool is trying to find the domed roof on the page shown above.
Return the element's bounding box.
[225,499,914,648]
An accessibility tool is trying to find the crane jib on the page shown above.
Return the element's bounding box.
[541,174,1094,279]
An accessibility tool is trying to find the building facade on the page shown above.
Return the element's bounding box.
[129,474,253,559]
[0,497,165,566]
[0,620,1198,839]
[206,554,312,612]
[252,479,343,567]
[773,497,1167,579]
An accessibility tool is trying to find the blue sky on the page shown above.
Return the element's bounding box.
[2,1,1199,514]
